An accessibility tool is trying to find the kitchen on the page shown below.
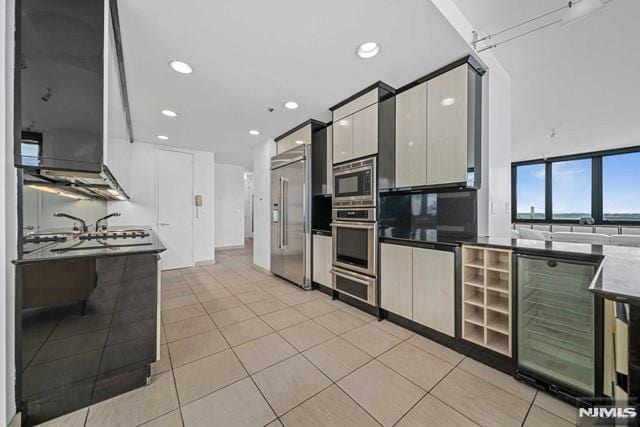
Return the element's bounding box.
[1,0,639,426]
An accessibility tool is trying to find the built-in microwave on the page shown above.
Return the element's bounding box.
[332,157,376,207]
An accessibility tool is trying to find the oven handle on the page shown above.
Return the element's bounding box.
[330,222,376,230]
[330,268,374,286]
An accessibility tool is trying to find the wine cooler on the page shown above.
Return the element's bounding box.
[515,254,602,398]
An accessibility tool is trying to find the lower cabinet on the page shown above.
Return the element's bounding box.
[312,234,332,287]
[380,243,455,337]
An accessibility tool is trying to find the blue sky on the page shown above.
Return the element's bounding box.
[517,153,640,215]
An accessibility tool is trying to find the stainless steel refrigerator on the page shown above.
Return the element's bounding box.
[271,145,311,289]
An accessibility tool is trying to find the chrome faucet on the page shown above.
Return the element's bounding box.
[53,212,88,233]
[95,212,121,232]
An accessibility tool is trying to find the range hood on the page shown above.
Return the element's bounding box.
[23,165,129,201]
[15,0,132,201]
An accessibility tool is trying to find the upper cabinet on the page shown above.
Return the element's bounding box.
[276,125,311,155]
[330,83,395,165]
[394,59,484,190]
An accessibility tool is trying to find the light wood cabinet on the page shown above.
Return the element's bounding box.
[312,234,332,287]
[461,245,512,357]
[353,103,378,159]
[380,243,455,337]
[413,247,455,336]
[277,125,310,155]
[426,64,469,186]
[380,243,413,319]
[395,82,427,187]
[326,125,333,194]
[332,117,353,164]
[392,62,481,189]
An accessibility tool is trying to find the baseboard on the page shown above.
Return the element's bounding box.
[215,244,245,250]
[195,259,216,266]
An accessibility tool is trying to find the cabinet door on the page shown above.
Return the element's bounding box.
[395,83,427,187]
[380,243,413,319]
[312,235,332,287]
[353,103,378,159]
[427,64,468,186]
[332,116,354,164]
[412,248,455,336]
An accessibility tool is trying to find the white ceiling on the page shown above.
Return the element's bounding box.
[117,0,472,168]
[453,0,640,161]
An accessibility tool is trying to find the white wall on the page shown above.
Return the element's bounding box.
[252,139,276,269]
[214,163,245,248]
[244,173,254,238]
[108,141,216,264]
[1,0,17,421]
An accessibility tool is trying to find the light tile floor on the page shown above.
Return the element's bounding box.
[41,241,580,426]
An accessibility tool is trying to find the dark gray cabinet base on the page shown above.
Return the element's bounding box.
[19,253,158,426]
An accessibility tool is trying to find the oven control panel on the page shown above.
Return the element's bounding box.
[332,208,376,222]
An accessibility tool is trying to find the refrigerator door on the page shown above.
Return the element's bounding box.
[271,168,285,278]
[516,255,596,394]
[282,159,305,286]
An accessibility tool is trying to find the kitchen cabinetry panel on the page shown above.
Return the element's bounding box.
[312,234,332,287]
[326,125,333,194]
[277,126,310,155]
[395,82,427,188]
[332,117,354,164]
[353,103,379,159]
[380,243,413,319]
[412,247,455,336]
[333,88,378,121]
[426,64,469,186]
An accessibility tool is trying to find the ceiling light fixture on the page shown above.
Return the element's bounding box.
[441,97,456,107]
[284,101,299,110]
[249,130,260,136]
[157,135,169,140]
[356,42,380,59]
[161,109,178,117]
[169,60,193,74]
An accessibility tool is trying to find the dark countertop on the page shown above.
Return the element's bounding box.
[312,229,332,237]
[462,236,640,305]
[14,226,166,265]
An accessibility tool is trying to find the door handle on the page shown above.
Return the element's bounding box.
[282,178,288,248]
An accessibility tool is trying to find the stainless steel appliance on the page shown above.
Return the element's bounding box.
[331,207,377,305]
[271,145,312,289]
[332,157,376,207]
[515,254,602,398]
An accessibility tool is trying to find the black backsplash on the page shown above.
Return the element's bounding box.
[312,195,332,231]
[379,190,477,239]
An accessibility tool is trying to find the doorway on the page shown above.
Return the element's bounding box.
[157,149,194,269]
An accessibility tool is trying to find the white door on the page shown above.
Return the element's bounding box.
[158,149,194,270]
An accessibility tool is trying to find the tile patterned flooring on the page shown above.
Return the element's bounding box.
[42,242,580,426]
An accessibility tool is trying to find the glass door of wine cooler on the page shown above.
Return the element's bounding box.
[516,255,597,395]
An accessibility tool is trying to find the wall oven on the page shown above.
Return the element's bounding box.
[333,157,376,208]
[331,208,376,277]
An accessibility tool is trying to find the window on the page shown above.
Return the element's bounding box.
[603,152,640,222]
[516,164,546,220]
[21,142,40,158]
[513,147,640,224]
[552,159,591,220]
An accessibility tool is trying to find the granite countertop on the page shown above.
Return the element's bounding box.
[14,226,166,265]
[463,236,640,305]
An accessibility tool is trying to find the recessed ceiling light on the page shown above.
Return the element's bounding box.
[356,42,380,59]
[441,97,456,107]
[157,135,169,140]
[169,60,193,74]
[249,130,260,136]
[161,109,178,117]
[284,101,299,110]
